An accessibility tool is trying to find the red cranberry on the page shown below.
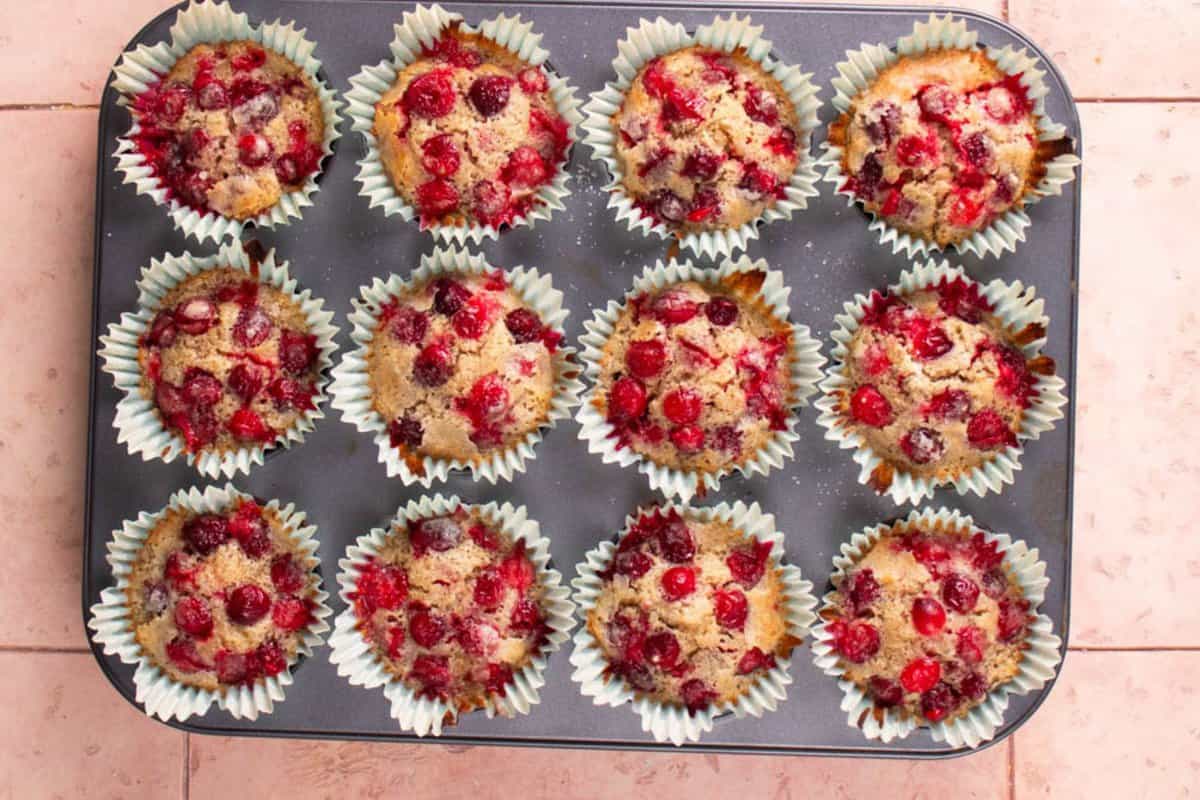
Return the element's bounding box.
[214,649,261,685]
[681,149,723,180]
[469,524,499,551]
[412,342,455,387]
[941,574,981,614]
[510,598,542,633]
[912,596,947,635]
[484,663,513,696]
[423,35,482,69]
[997,598,1030,642]
[267,377,314,411]
[181,369,222,408]
[196,81,229,110]
[742,84,779,125]
[146,311,178,348]
[279,329,317,374]
[409,654,451,697]
[669,424,705,453]
[960,132,993,169]
[662,388,702,425]
[738,163,780,199]
[165,552,199,590]
[712,424,742,455]
[270,554,306,594]
[383,306,427,346]
[704,297,739,326]
[726,540,771,588]
[895,134,935,167]
[354,561,408,613]
[501,146,550,189]
[842,568,880,615]
[174,596,214,638]
[228,502,271,558]
[972,534,1006,571]
[957,625,988,665]
[983,85,1022,123]
[470,179,514,226]
[237,133,273,167]
[907,535,952,578]
[660,566,696,601]
[736,647,776,675]
[869,676,904,707]
[432,279,471,316]
[517,67,549,94]
[864,101,901,145]
[911,324,953,360]
[258,639,288,676]
[228,408,275,442]
[608,376,648,421]
[451,297,494,340]
[165,636,208,672]
[686,186,722,223]
[713,588,748,630]
[925,389,971,421]
[416,178,460,218]
[657,519,695,563]
[174,298,218,335]
[900,656,941,693]
[499,546,535,592]
[401,70,456,118]
[624,339,667,379]
[409,609,446,648]
[765,127,798,156]
[272,595,311,632]
[468,75,513,117]
[849,384,893,427]
[473,568,505,610]
[420,134,460,177]
[226,585,271,625]
[231,87,280,128]
[854,152,884,197]
[183,514,229,554]
[959,671,988,700]
[900,427,946,465]
[831,620,881,663]
[142,581,169,616]
[453,616,500,657]
[231,46,266,71]
[650,290,699,326]
[232,305,273,348]
[638,145,673,178]
[648,189,687,223]
[680,678,717,714]
[409,516,462,554]
[662,84,706,123]
[226,363,266,402]
[920,682,961,722]
[967,409,1017,450]
[614,549,653,580]
[643,631,680,669]
[388,415,424,448]
[918,84,960,121]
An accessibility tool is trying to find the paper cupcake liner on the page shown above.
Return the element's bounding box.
[814,259,1067,505]
[576,256,825,502]
[817,12,1081,259]
[327,494,576,736]
[328,245,584,486]
[344,3,583,244]
[86,483,333,722]
[810,506,1062,747]
[569,500,818,746]
[98,239,340,479]
[580,14,822,260]
[110,0,343,245]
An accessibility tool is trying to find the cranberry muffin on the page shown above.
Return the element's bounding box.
[138,267,323,456]
[367,270,562,467]
[373,23,571,231]
[612,46,801,234]
[586,508,793,715]
[828,49,1073,248]
[127,496,320,691]
[131,40,327,221]
[594,273,794,475]
[837,276,1054,492]
[822,519,1032,725]
[348,506,550,709]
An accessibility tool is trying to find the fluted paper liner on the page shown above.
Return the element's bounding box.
[818,13,1081,259]
[569,500,818,746]
[328,246,583,486]
[344,3,583,244]
[327,494,575,736]
[581,14,822,260]
[98,240,340,479]
[86,483,333,722]
[810,506,1062,747]
[110,0,343,244]
[814,259,1067,505]
[576,256,825,502]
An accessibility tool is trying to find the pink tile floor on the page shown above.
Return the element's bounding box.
[1,1,1196,797]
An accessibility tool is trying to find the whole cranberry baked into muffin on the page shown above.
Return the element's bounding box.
[612,46,801,234]
[595,273,794,475]
[586,508,794,715]
[828,49,1073,248]
[823,519,1032,725]
[373,22,571,231]
[128,496,320,690]
[349,507,550,708]
[131,41,327,221]
[367,270,562,468]
[138,267,323,456]
[837,276,1054,492]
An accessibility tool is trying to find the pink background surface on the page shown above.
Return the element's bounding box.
[1,0,1196,797]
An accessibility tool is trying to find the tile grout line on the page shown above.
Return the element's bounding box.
[0,645,90,654]
[183,733,190,800]
[1009,735,1017,800]
[0,102,99,111]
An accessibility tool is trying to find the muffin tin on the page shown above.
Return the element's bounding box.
[84,1,1079,757]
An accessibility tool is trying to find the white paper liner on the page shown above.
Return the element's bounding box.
[86,483,333,722]
[344,3,583,244]
[326,494,575,736]
[814,259,1067,505]
[569,500,818,746]
[580,14,822,260]
[810,506,1062,747]
[576,256,825,502]
[110,0,344,245]
[98,239,340,479]
[328,245,583,486]
[818,13,1081,259]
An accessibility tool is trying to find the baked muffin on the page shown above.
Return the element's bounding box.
[367,270,562,467]
[127,496,320,690]
[348,506,550,708]
[612,46,800,234]
[822,518,1032,725]
[586,507,794,714]
[131,40,327,221]
[837,276,1054,492]
[373,22,571,231]
[828,48,1073,248]
[594,273,794,475]
[138,267,323,455]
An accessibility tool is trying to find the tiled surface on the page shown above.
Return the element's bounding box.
[0,0,1194,797]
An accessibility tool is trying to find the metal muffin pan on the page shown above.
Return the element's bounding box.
[84,0,1080,757]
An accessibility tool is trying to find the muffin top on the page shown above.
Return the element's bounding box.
[823,520,1032,725]
[138,268,322,455]
[367,271,561,467]
[127,497,319,691]
[829,49,1068,248]
[373,23,570,231]
[612,46,800,233]
[840,277,1051,487]
[349,507,550,709]
[587,508,792,714]
[131,41,326,221]
[596,273,793,474]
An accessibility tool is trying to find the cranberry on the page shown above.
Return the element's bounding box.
[432,279,471,316]
[704,297,739,327]
[712,424,742,456]
[182,369,222,408]
[470,179,514,227]
[736,647,776,675]
[258,639,288,676]
[686,186,722,223]
[231,46,267,71]
[225,363,265,402]
[272,595,311,631]
[972,534,1006,571]
[726,540,771,588]
[228,408,275,442]
[499,546,535,592]
[409,609,446,648]
[501,146,550,189]
[738,163,780,198]
[766,127,798,157]
[183,514,229,554]
[900,656,942,693]
[620,339,664,379]
[517,67,549,94]
[484,663,513,696]
[409,516,462,554]
[967,409,1017,450]
[855,153,884,196]
[614,661,656,692]
[401,70,456,118]
[960,131,993,169]
[409,654,451,697]
[920,682,961,722]
[228,503,271,558]
[232,305,273,348]
[983,85,1021,122]
[510,598,542,633]
[956,625,988,665]
[662,85,706,123]
[196,81,229,110]
[643,631,680,669]
[912,597,947,635]
[997,598,1030,642]
[174,596,214,638]
[849,384,893,427]
[661,388,702,425]
[468,75,513,117]
[226,584,271,625]
[742,83,779,125]
[142,581,169,616]
[649,188,687,223]
[416,178,460,218]
[165,636,208,672]
[165,552,199,590]
[279,329,317,374]
[959,671,988,701]
[657,519,695,563]
[842,568,880,615]
[608,376,647,421]
[388,415,424,449]
[174,298,217,335]
[420,134,460,177]
[270,554,306,593]
[146,311,178,348]
[231,87,280,128]
[650,290,699,326]
[864,101,901,145]
[614,549,653,580]
[669,424,705,453]
[680,679,717,714]
[948,191,986,227]
[452,297,494,340]
[412,342,455,387]
[924,389,971,421]
[354,561,408,612]
[660,566,696,601]
[267,377,314,411]
[423,35,482,69]
[911,324,953,360]
[713,588,748,630]
[900,427,946,465]
[681,149,723,181]
[896,134,935,167]
[989,344,1036,405]
[237,133,273,167]
[941,574,981,614]
[214,649,261,685]
[918,84,960,121]
[473,568,505,610]
[869,676,904,707]
[831,620,880,663]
